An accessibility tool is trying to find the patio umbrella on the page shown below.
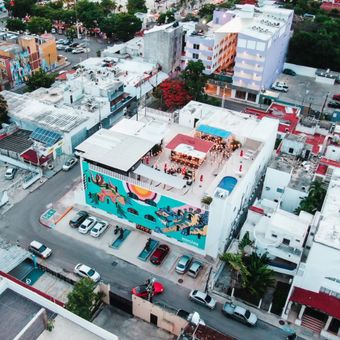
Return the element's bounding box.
[182,167,186,175]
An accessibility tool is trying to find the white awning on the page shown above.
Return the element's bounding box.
[134,164,186,189]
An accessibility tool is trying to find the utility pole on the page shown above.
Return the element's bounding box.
[321,92,329,115]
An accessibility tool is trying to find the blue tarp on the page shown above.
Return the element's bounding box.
[196,124,231,139]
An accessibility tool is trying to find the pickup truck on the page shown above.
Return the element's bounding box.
[222,302,257,326]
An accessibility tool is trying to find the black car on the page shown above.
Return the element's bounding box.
[328,101,340,109]
[69,210,89,228]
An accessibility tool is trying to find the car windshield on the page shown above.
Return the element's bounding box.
[38,245,47,252]
[245,310,251,319]
[205,295,211,303]
[88,269,95,276]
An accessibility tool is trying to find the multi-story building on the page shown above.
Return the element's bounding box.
[184,5,293,103]
[0,32,58,89]
[76,101,278,258]
[282,169,340,339]
[144,22,183,73]
[240,199,313,276]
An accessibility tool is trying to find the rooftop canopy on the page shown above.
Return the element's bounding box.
[133,164,186,189]
[196,124,231,139]
[166,133,214,154]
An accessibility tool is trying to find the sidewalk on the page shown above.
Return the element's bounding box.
[211,290,319,340]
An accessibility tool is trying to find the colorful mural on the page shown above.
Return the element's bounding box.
[9,50,32,87]
[83,161,208,250]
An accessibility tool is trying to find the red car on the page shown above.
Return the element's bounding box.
[333,94,340,102]
[131,282,164,298]
[150,244,170,265]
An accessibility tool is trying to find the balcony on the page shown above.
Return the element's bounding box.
[236,52,264,63]
[111,95,134,113]
[266,243,302,264]
[268,257,298,275]
[238,63,263,73]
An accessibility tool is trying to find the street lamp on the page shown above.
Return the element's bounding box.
[321,91,330,115]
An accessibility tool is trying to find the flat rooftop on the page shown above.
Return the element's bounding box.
[0,129,33,154]
[80,102,274,207]
[0,289,46,340]
[315,169,340,250]
[2,91,87,133]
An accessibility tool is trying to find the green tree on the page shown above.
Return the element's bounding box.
[181,60,207,101]
[243,253,275,299]
[5,0,36,18]
[198,4,215,19]
[61,9,76,25]
[238,231,253,253]
[100,0,116,12]
[127,0,147,14]
[0,94,8,127]
[296,180,326,214]
[66,278,101,320]
[113,13,142,41]
[27,17,52,34]
[25,70,56,92]
[66,27,77,41]
[76,0,104,29]
[6,18,26,32]
[99,14,116,37]
[157,10,175,24]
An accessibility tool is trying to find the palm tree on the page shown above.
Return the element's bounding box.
[0,94,8,127]
[243,253,275,299]
[219,252,249,289]
[296,180,326,214]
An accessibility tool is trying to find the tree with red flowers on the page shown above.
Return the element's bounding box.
[159,79,192,111]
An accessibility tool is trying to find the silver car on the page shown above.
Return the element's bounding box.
[189,290,216,310]
[187,261,203,278]
[176,255,192,274]
[90,220,109,238]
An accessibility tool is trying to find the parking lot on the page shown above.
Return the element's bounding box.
[52,192,212,292]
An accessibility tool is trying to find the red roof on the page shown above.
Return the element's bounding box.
[292,132,325,154]
[166,133,214,153]
[315,164,328,175]
[56,69,76,81]
[320,157,340,168]
[290,287,340,319]
[321,2,340,11]
[21,149,50,165]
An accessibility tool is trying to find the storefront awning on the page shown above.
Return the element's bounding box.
[134,164,186,189]
[196,124,231,139]
[290,287,340,319]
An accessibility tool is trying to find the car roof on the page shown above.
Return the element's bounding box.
[234,306,247,315]
[189,261,201,271]
[193,290,206,299]
[30,240,43,248]
[78,263,91,271]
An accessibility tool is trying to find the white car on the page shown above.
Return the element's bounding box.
[90,220,109,238]
[189,290,216,310]
[72,47,90,54]
[62,157,78,171]
[56,44,66,50]
[74,263,100,282]
[271,81,288,92]
[29,240,52,259]
[78,216,97,234]
[5,167,17,180]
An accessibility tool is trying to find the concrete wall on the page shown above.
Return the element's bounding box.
[283,62,316,78]
[14,308,47,340]
[132,295,187,336]
[281,186,307,213]
[262,167,291,202]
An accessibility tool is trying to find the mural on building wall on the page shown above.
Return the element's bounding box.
[10,50,32,86]
[83,161,208,250]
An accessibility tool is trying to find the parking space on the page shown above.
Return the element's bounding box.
[54,202,211,291]
[0,162,41,211]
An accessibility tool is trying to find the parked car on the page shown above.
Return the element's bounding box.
[64,46,74,52]
[332,94,340,101]
[69,210,89,228]
[74,263,100,282]
[62,157,78,171]
[56,44,66,50]
[328,100,340,109]
[222,302,258,326]
[78,216,97,234]
[90,220,109,237]
[5,167,17,180]
[187,261,203,278]
[69,42,79,48]
[189,290,216,310]
[29,240,52,259]
[131,281,164,298]
[72,47,90,54]
[56,39,66,44]
[283,68,296,76]
[175,255,192,274]
[271,81,288,92]
[150,244,170,265]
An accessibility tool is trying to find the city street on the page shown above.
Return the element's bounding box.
[0,167,290,340]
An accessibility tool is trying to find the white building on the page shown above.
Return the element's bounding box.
[261,154,316,213]
[241,199,313,276]
[76,101,278,258]
[283,169,340,338]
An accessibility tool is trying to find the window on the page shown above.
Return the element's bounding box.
[238,39,247,48]
[193,53,199,59]
[276,187,284,193]
[193,44,200,50]
[272,234,277,238]
[247,93,257,102]
[283,238,290,246]
[247,40,256,49]
[295,239,300,243]
[256,42,266,51]
[235,90,246,100]
[288,147,294,154]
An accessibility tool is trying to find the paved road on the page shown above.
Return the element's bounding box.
[0,167,289,340]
